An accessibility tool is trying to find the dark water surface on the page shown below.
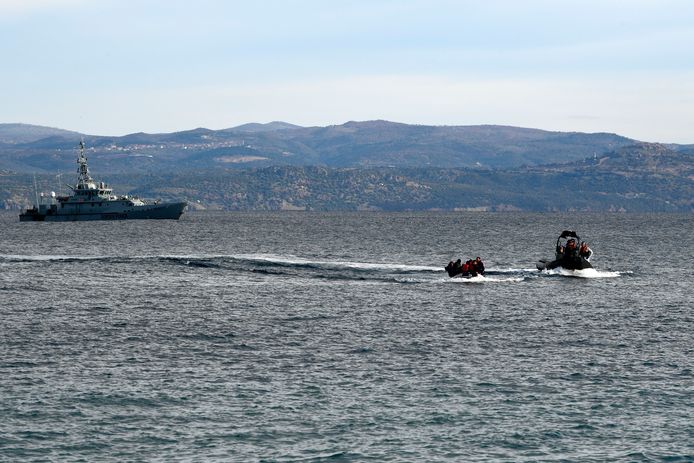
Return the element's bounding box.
[1,211,692,462]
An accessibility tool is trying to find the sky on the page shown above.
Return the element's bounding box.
[1,0,693,142]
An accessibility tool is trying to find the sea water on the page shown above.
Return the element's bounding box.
[0,211,692,462]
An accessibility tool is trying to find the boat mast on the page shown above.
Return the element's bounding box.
[76,139,94,188]
[33,173,39,206]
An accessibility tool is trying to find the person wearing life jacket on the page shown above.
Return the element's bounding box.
[468,259,479,276]
[461,260,470,275]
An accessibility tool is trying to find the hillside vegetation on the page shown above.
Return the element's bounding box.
[1,122,692,212]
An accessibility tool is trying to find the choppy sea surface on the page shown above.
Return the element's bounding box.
[1,211,692,462]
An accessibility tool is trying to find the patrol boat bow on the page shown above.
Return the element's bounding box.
[19,141,186,221]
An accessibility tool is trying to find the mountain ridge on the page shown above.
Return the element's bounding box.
[1,122,691,212]
[0,120,643,173]
[1,141,691,212]
[0,123,83,145]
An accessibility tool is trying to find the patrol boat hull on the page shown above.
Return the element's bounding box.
[19,201,186,222]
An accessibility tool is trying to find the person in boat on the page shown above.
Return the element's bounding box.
[462,260,471,275]
[556,243,564,257]
[561,238,592,268]
[579,242,593,261]
[445,260,454,276]
[564,238,578,257]
[445,259,462,277]
[462,259,471,276]
[474,256,485,275]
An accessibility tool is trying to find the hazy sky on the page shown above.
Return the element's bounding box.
[1,0,693,142]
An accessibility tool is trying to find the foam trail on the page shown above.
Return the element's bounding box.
[447,274,525,283]
[333,261,441,272]
[231,253,441,272]
[0,252,532,278]
[0,254,115,262]
[545,268,621,278]
[490,267,539,273]
[0,252,440,272]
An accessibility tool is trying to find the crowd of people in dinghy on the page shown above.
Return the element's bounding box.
[445,257,485,278]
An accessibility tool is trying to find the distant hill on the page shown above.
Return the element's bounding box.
[266,120,635,168]
[227,121,304,132]
[529,142,694,177]
[0,123,82,145]
[0,120,640,173]
[2,122,692,212]
[2,142,691,212]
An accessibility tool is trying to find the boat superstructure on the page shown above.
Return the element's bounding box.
[19,141,186,221]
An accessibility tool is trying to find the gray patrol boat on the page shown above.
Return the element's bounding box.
[19,141,186,221]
